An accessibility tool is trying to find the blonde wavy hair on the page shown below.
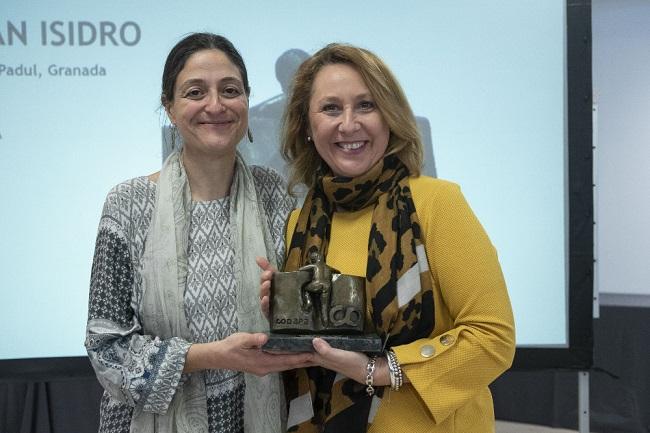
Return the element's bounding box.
[281,43,423,193]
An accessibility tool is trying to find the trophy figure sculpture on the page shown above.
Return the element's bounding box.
[264,251,382,352]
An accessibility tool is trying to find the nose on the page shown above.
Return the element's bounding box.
[338,107,360,134]
[205,92,226,113]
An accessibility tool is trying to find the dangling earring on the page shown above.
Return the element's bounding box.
[307,136,312,142]
[170,124,177,151]
[247,127,254,143]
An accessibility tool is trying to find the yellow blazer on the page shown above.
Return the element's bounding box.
[286,176,516,433]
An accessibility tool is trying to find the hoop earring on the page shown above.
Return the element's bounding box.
[247,128,254,143]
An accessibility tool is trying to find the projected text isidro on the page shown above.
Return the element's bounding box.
[0,20,141,46]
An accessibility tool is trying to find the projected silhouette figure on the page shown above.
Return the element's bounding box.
[242,49,309,173]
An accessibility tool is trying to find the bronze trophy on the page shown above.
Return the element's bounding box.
[263,251,382,352]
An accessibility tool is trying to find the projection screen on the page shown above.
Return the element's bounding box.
[0,0,593,371]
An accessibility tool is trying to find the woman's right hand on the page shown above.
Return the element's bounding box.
[256,256,276,319]
[184,332,313,375]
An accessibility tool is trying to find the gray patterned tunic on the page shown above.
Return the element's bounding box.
[85,166,295,433]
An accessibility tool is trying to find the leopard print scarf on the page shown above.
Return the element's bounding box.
[284,155,434,432]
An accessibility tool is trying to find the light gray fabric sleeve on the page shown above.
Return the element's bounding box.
[85,202,192,414]
[85,318,191,413]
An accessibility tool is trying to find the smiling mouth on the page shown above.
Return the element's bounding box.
[201,120,232,125]
[336,141,367,151]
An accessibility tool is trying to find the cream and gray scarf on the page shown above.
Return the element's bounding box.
[132,150,284,433]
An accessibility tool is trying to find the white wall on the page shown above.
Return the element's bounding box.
[593,0,650,306]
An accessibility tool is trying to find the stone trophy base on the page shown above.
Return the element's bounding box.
[263,333,383,354]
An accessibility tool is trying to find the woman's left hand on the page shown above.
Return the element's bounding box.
[311,338,390,387]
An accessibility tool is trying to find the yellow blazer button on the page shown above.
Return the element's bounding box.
[440,334,455,346]
[420,344,435,358]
